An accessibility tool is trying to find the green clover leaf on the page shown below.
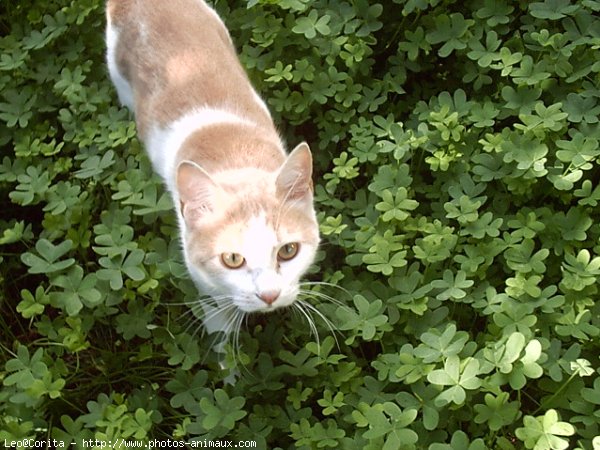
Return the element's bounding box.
[516,409,575,450]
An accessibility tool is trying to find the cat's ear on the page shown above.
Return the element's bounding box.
[176,160,224,226]
[276,142,313,203]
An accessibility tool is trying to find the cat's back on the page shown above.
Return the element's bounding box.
[106,0,272,136]
[107,0,231,50]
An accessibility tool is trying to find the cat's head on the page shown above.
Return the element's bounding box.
[176,143,319,313]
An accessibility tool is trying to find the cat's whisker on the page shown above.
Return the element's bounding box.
[299,282,353,312]
[297,298,339,331]
[178,296,236,337]
[299,281,352,299]
[201,302,237,330]
[231,311,241,360]
[296,281,352,352]
[299,280,352,295]
[298,289,349,311]
[167,295,215,332]
[165,294,214,307]
[231,310,251,379]
[200,303,239,365]
[297,298,341,351]
[197,302,237,346]
[173,295,228,328]
[292,301,321,353]
[213,307,252,381]
[178,306,205,338]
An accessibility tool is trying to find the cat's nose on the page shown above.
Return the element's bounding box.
[258,290,280,305]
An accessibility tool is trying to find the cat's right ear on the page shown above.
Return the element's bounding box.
[176,161,223,226]
[276,142,313,203]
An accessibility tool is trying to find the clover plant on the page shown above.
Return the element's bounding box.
[1,0,599,448]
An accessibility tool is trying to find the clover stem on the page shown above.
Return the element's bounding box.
[531,371,577,416]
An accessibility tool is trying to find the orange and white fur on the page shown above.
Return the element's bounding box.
[105,0,319,337]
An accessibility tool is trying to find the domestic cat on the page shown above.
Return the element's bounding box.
[105,0,320,338]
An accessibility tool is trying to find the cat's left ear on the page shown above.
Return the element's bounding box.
[276,142,313,203]
[176,160,225,226]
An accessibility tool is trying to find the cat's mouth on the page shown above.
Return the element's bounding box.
[232,292,297,313]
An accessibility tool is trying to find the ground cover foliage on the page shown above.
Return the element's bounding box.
[0,0,599,448]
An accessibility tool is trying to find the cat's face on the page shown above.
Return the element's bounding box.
[186,209,318,312]
[177,143,319,313]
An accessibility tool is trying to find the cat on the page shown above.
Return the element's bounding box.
[105,0,320,340]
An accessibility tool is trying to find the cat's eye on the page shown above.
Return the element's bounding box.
[221,252,245,269]
[277,242,299,261]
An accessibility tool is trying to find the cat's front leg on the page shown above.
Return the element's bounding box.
[200,302,239,383]
[200,302,235,336]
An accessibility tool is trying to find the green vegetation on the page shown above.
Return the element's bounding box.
[1,0,599,448]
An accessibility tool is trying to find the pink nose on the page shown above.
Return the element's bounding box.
[258,290,280,305]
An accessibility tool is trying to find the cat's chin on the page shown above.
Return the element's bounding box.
[236,303,282,313]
